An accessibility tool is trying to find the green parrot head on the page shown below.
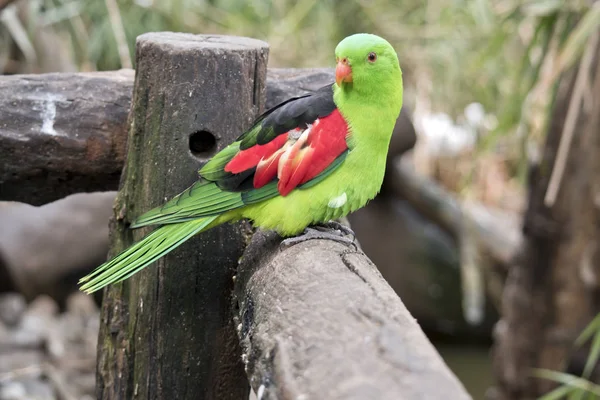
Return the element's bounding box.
[334,33,402,97]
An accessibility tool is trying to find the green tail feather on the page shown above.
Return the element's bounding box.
[129,181,244,229]
[79,216,218,294]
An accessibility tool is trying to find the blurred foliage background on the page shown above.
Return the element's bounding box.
[0,0,597,190]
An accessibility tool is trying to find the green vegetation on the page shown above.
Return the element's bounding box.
[534,312,600,399]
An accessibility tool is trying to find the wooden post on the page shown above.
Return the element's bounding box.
[96,33,268,400]
[233,230,472,400]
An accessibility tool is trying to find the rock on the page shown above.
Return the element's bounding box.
[23,296,59,319]
[0,328,44,351]
[0,296,58,352]
[0,291,99,399]
[0,293,26,327]
[65,292,98,317]
[0,382,28,400]
[21,380,55,400]
[0,379,55,400]
[0,351,43,373]
[0,192,116,303]
[16,296,58,348]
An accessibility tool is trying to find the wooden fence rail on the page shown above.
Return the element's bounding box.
[0,68,415,206]
[235,230,471,400]
[0,69,133,205]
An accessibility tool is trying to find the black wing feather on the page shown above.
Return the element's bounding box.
[241,84,336,149]
[199,83,337,191]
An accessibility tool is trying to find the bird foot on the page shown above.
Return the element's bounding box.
[280,221,357,250]
[314,221,356,241]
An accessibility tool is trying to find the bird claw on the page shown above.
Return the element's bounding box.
[312,220,356,241]
[280,221,358,250]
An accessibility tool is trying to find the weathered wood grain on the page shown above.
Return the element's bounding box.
[0,70,133,205]
[234,230,472,400]
[95,33,268,400]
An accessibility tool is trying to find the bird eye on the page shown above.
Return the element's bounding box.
[367,52,377,62]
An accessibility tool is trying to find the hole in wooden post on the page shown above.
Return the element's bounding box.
[189,130,217,159]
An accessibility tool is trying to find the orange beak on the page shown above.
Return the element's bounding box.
[336,58,352,87]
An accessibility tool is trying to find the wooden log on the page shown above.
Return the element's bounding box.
[0,70,133,205]
[0,68,415,205]
[96,33,268,400]
[233,230,472,400]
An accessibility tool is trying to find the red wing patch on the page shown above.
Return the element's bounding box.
[225,133,289,174]
[277,110,348,195]
[224,109,349,196]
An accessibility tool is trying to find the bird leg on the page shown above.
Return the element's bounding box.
[280,220,357,250]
